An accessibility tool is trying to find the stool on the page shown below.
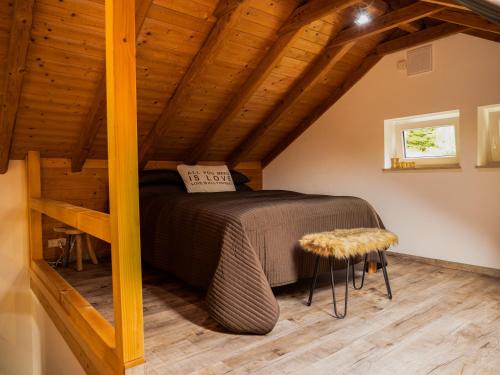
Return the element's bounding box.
[299,228,397,319]
[53,227,98,271]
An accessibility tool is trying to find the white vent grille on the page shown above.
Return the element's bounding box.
[406,44,432,76]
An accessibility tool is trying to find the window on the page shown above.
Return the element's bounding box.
[477,104,500,167]
[384,110,460,169]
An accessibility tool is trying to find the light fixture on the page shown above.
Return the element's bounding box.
[354,9,371,25]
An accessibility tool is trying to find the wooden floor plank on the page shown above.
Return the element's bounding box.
[57,254,500,374]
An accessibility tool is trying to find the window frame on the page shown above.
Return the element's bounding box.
[385,110,460,168]
[477,104,500,167]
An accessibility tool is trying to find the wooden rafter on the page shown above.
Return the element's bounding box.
[430,9,500,34]
[0,0,35,174]
[376,22,468,55]
[71,0,153,172]
[464,29,500,43]
[184,0,363,165]
[138,0,250,169]
[227,42,357,167]
[262,53,383,167]
[327,2,444,49]
[421,0,470,11]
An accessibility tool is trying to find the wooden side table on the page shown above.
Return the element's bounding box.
[53,227,98,271]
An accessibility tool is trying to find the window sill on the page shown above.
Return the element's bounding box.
[382,164,461,172]
[476,164,500,169]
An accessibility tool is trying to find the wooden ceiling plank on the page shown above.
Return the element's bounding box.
[0,0,35,174]
[328,2,444,49]
[71,0,153,172]
[430,9,500,35]
[376,22,468,55]
[227,42,356,167]
[262,53,382,168]
[278,0,361,35]
[225,3,390,167]
[138,0,249,169]
[184,0,366,165]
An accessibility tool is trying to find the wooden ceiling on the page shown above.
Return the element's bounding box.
[0,0,499,173]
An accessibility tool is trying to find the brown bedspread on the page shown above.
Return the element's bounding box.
[140,189,382,334]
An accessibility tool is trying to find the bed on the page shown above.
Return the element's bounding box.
[139,171,383,334]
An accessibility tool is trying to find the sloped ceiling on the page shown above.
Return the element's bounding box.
[0,0,498,173]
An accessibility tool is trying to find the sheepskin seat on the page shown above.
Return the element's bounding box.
[299,228,398,259]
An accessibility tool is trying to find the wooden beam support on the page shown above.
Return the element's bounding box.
[138,0,249,169]
[184,0,364,165]
[227,42,356,166]
[262,53,382,167]
[327,2,444,49]
[104,0,144,367]
[0,0,34,174]
[71,0,153,172]
[376,22,468,55]
[430,9,500,34]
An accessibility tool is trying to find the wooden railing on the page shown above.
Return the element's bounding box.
[27,150,144,375]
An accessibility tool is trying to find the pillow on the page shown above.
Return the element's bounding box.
[236,184,253,192]
[230,170,250,185]
[177,164,236,193]
[139,169,183,187]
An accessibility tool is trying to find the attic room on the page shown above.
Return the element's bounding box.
[0,0,499,374]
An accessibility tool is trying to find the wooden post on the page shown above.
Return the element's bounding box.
[26,151,43,261]
[104,0,145,368]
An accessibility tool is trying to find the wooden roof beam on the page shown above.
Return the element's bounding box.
[0,0,35,174]
[71,0,153,172]
[376,22,469,55]
[464,29,500,43]
[430,9,500,35]
[421,0,470,11]
[262,53,383,167]
[138,0,250,169]
[327,2,445,49]
[183,0,365,165]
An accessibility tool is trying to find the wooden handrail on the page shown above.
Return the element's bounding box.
[30,198,111,243]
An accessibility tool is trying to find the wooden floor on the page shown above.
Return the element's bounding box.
[57,255,500,375]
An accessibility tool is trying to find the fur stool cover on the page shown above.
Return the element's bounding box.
[300,228,398,259]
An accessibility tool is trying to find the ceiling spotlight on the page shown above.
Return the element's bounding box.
[354,10,371,25]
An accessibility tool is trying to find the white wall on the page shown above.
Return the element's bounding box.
[0,160,84,375]
[264,34,500,270]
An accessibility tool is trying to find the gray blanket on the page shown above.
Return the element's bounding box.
[140,189,382,334]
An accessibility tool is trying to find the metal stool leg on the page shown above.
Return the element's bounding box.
[330,257,349,319]
[307,255,321,306]
[378,251,392,299]
[352,254,367,290]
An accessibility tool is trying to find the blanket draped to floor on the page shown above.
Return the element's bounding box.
[140,189,382,334]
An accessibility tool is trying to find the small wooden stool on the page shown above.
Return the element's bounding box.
[300,228,398,318]
[53,227,98,271]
